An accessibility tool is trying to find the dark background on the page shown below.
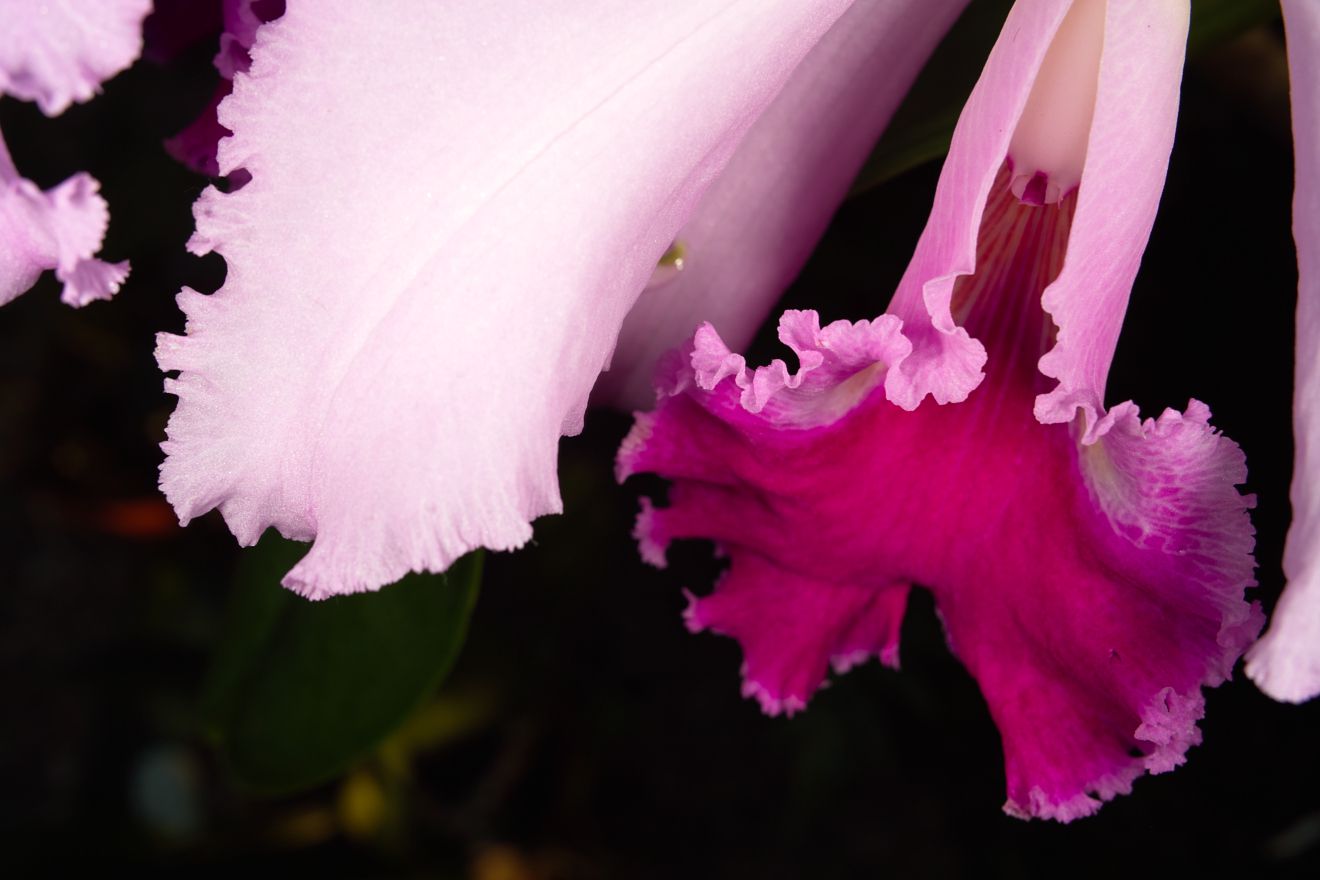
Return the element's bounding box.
[1,7,1316,879]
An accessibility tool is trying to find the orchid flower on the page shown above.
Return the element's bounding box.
[1245,0,1320,704]
[155,0,969,597]
[0,0,145,308]
[618,0,1264,821]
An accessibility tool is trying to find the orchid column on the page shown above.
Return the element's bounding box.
[619,0,1262,821]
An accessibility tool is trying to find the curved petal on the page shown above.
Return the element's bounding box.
[158,0,865,597]
[1246,0,1320,703]
[595,0,968,410]
[0,0,150,116]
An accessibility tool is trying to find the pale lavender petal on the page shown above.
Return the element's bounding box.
[596,0,968,409]
[1246,0,1320,703]
[0,0,151,116]
[158,0,865,597]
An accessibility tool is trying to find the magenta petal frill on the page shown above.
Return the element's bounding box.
[154,0,971,598]
[1247,0,1320,703]
[619,0,1262,821]
[163,0,285,177]
[0,0,146,307]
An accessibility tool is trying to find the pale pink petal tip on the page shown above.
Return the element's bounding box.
[622,310,1259,820]
[1249,0,1320,704]
[0,0,151,115]
[1245,572,1320,703]
[1,165,129,308]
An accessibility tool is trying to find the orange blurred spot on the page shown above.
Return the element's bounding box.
[88,498,181,539]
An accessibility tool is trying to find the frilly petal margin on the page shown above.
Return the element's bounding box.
[0,0,151,116]
[619,316,1259,820]
[594,0,968,410]
[157,0,865,598]
[0,135,128,307]
[1246,0,1320,703]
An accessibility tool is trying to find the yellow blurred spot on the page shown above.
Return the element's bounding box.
[379,687,501,777]
[337,770,388,840]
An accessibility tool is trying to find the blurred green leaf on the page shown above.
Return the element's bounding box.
[202,532,482,792]
[849,0,1013,196]
[851,0,1282,196]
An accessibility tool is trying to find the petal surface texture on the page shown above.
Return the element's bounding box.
[0,0,151,115]
[596,0,968,409]
[158,0,865,597]
[1246,0,1320,703]
[619,0,1261,820]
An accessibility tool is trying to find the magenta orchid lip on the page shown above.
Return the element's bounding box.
[618,0,1267,822]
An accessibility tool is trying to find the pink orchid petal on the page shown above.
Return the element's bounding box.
[0,134,129,308]
[158,0,874,597]
[595,0,968,409]
[0,0,151,116]
[620,306,1258,819]
[1246,0,1320,703]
